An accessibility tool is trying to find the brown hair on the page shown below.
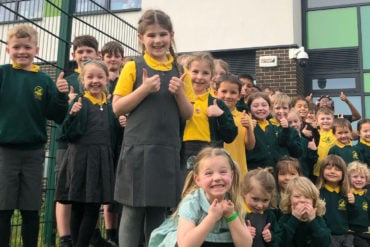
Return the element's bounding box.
[101,41,124,58]
[316,154,349,196]
[332,118,352,134]
[72,35,99,52]
[186,51,215,77]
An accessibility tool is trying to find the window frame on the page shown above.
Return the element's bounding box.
[75,0,141,14]
[0,0,43,23]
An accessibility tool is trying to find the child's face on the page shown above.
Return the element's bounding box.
[334,126,352,145]
[359,122,370,143]
[323,165,343,186]
[317,113,333,131]
[6,36,39,70]
[244,181,271,213]
[250,97,270,121]
[102,53,124,72]
[306,111,317,124]
[290,189,313,211]
[278,166,300,192]
[138,24,173,62]
[82,63,108,98]
[287,111,302,132]
[272,103,290,121]
[240,78,254,98]
[194,155,233,202]
[211,64,227,91]
[294,100,309,119]
[72,46,99,69]
[349,171,367,190]
[215,81,240,110]
[189,60,212,95]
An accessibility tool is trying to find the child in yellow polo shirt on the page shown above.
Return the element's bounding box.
[215,73,255,177]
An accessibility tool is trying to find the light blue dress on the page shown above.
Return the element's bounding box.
[149,188,234,246]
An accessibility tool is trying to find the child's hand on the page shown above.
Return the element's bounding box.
[207,99,224,117]
[70,97,82,116]
[252,119,257,128]
[118,115,127,127]
[68,86,78,103]
[241,111,253,129]
[305,93,312,102]
[168,73,185,95]
[279,116,289,128]
[142,68,160,93]
[208,199,224,222]
[220,200,235,218]
[304,203,317,222]
[262,223,272,243]
[307,139,317,151]
[301,125,312,138]
[340,91,349,103]
[246,220,256,239]
[292,202,307,221]
[347,189,355,204]
[56,72,69,94]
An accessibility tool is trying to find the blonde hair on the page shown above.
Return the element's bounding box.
[280,176,326,216]
[347,161,370,184]
[270,93,291,107]
[7,24,38,45]
[316,154,349,196]
[214,59,230,73]
[176,147,245,219]
[186,51,215,77]
[241,168,277,208]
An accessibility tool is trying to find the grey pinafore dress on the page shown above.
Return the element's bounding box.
[114,57,182,207]
[55,100,115,203]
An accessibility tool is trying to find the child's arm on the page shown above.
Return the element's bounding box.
[113,68,160,116]
[340,91,361,122]
[177,199,223,247]
[169,73,193,120]
[241,111,256,150]
[221,200,252,247]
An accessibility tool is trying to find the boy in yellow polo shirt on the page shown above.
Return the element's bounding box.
[215,73,255,177]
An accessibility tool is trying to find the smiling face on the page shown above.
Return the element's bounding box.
[102,52,124,73]
[250,96,270,121]
[272,103,290,121]
[216,81,240,110]
[194,155,234,202]
[323,164,343,187]
[359,122,370,143]
[349,171,367,190]
[189,59,213,95]
[334,126,352,145]
[287,111,302,132]
[294,100,309,120]
[6,36,39,70]
[138,24,173,62]
[243,179,271,213]
[317,113,334,131]
[278,165,300,192]
[81,62,108,98]
[72,46,99,70]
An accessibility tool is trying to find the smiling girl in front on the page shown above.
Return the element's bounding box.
[242,168,281,247]
[56,60,122,246]
[316,154,353,247]
[149,147,252,246]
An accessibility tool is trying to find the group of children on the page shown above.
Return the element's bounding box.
[1,7,370,247]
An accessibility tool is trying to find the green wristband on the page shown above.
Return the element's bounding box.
[226,212,238,223]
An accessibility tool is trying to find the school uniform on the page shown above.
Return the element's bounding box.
[356,140,370,167]
[320,184,353,246]
[278,214,330,247]
[0,64,68,210]
[299,135,318,179]
[314,129,336,177]
[247,120,302,171]
[328,141,362,164]
[55,94,121,203]
[348,189,370,247]
[244,206,281,247]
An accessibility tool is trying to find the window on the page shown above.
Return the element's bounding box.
[0,0,43,23]
[76,0,141,13]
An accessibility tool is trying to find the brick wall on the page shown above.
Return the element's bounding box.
[255,48,305,97]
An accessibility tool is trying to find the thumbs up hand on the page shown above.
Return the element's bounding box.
[207,99,224,117]
[241,110,252,129]
[56,72,69,93]
[279,116,289,128]
[246,220,256,239]
[142,68,160,93]
[168,73,185,95]
[262,223,272,243]
[347,189,355,204]
[69,97,82,116]
[68,86,78,103]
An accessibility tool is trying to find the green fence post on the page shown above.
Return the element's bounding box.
[43,0,75,245]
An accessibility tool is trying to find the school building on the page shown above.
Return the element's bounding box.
[0,0,369,120]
